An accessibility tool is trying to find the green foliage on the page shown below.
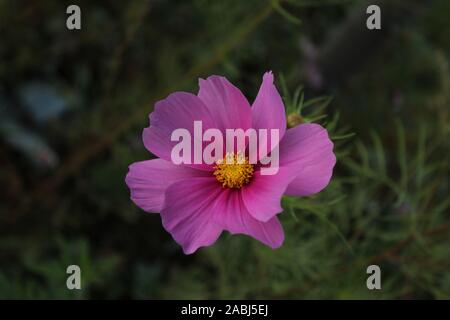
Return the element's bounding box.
[0,238,119,299]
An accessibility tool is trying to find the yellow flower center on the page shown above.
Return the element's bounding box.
[213,152,254,189]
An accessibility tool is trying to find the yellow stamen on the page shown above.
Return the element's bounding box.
[213,152,254,189]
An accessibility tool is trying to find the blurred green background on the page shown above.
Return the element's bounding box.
[0,0,449,299]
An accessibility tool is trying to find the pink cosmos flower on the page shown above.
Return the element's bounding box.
[125,71,336,254]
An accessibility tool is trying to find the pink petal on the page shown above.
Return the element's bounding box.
[125,159,210,213]
[241,169,295,222]
[143,92,219,170]
[161,177,223,254]
[280,123,336,196]
[198,75,252,133]
[251,71,286,152]
[214,189,284,249]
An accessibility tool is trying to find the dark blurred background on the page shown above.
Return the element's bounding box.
[0,0,449,299]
